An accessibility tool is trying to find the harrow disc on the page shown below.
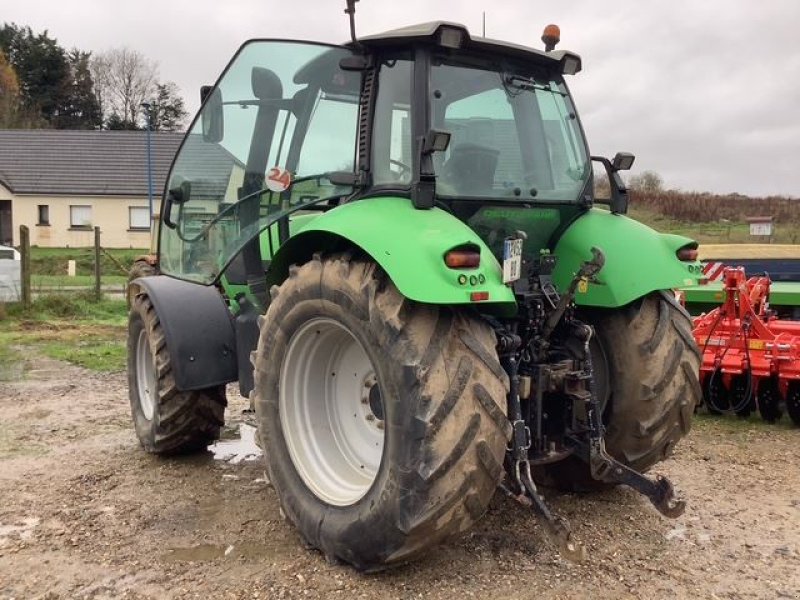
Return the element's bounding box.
[757,376,783,423]
[704,370,729,414]
[730,373,756,418]
[787,381,800,427]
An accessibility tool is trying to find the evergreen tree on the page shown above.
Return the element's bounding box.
[106,112,141,130]
[0,23,71,126]
[150,82,187,131]
[58,50,102,129]
[0,49,20,127]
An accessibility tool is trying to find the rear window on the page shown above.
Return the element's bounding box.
[0,249,15,260]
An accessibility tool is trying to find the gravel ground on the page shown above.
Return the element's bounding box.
[0,356,798,599]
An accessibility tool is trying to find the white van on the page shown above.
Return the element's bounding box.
[0,245,21,302]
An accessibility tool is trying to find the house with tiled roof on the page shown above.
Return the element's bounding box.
[0,129,184,248]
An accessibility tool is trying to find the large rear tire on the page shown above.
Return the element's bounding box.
[254,254,510,571]
[127,258,158,307]
[535,291,701,491]
[127,293,226,454]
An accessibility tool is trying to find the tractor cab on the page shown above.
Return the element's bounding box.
[158,22,596,287]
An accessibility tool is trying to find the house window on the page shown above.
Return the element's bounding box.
[37,205,50,226]
[69,205,92,228]
[129,206,151,230]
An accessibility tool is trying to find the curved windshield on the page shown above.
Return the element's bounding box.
[431,60,589,202]
[159,41,358,283]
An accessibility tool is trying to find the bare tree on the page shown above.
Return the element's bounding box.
[90,47,157,127]
[629,170,664,193]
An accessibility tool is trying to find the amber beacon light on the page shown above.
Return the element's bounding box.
[542,24,560,52]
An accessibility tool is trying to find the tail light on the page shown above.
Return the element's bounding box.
[677,245,699,261]
[444,246,480,269]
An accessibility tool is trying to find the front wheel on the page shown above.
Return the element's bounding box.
[535,291,701,490]
[254,254,510,570]
[127,293,226,454]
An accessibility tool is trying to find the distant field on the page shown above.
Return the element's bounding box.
[629,190,800,244]
[629,206,799,244]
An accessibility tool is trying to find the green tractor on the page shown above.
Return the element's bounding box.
[127,7,701,570]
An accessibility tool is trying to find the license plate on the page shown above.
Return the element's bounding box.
[502,238,523,284]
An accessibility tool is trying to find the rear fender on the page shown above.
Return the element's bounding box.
[268,197,516,313]
[552,208,701,307]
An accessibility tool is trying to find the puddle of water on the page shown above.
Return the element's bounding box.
[210,424,262,464]
[161,541,284,562]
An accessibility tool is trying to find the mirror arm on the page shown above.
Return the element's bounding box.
[590,155,629,215]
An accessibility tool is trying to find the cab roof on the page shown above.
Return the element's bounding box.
[351,21,581,73]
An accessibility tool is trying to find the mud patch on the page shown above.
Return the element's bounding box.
[161,540,290,563]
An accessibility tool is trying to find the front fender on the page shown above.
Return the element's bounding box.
[270,196,516,310]
[552,209,701,307]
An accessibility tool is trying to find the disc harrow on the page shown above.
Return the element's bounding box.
[693,267,800,425]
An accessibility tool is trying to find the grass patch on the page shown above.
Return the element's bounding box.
[40,338,126,372]
[0,292,128,372]
[692,412,796,438]
[29,247,147,277]
[32,274,128,288]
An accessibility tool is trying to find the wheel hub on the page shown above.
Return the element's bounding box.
[280,318,386,506]
[135,329,157,421]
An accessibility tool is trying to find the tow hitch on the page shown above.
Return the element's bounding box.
[497,246,685,560]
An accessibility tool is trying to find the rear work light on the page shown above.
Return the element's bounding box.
[444,247,480,269]
[677,245,699,261]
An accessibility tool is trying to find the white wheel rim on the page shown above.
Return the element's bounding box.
[136,329,157,421]
[280,318,385,506]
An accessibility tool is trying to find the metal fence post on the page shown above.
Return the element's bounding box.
[19,225,30,308]
[94,226,101,301]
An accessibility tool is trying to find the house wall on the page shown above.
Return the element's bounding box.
[12,195,160,248]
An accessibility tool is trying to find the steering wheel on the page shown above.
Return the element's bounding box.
[389,159,411,180]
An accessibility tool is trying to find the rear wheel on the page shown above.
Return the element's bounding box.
[127,293,226,454]
[127,258,157,307]
[535,291,701,491]
[254,254,510,570]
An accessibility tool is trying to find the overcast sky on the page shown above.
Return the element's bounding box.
[4,0,800,198]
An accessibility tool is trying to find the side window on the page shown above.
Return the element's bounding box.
[293,92,358,202]
[158,42,360,284]
[372,59,413,186]
[537,90,585,187]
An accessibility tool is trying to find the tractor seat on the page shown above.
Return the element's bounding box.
[440,143,500,196]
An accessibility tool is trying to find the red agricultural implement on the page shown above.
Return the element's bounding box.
[693,267,800,425]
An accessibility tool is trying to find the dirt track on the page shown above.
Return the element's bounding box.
[1,356,798,599]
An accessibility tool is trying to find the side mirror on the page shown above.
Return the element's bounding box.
[612,152,635,171]
[590,155,629,215]
[163,179,191,229]
[201,87,224,143]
